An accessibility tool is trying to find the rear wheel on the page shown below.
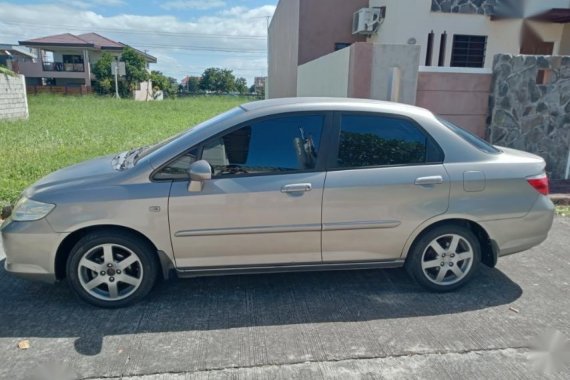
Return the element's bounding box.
[66,231,158,308]
[405,224,481,292]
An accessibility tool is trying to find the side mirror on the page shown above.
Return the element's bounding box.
[187,160,212,192]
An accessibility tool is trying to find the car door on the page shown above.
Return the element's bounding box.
[322,112,450,262]
[166,112,330,269]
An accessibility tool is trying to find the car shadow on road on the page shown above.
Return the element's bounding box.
[0,262,522,356]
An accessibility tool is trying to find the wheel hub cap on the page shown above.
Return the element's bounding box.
[420,234,474,286]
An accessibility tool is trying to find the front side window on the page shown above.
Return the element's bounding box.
[335,115,441,169]
[203,114,324,176]
[154,147,199,180]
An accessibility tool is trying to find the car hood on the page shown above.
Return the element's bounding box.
[23,155,119,200]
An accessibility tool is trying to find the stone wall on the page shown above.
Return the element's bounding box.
[430,0,522,17]
[0,74,29,121]
[488,54,570,179]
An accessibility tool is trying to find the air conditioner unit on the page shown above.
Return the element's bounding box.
[352,7,384,35]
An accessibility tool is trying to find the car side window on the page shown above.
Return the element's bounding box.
[202,115,324,177]
[154,147,199,180]
[334,114,442,169]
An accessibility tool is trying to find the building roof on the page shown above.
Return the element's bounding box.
[0,44,36,58]
[19,33,94,47]
[19,32,157,62]
[529,8,570,23]
[77,32,124,49]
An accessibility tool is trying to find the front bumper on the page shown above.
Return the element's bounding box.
[1,217,67,283]
[481,195,555,257]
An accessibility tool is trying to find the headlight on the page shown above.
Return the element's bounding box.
[12,197,56,222]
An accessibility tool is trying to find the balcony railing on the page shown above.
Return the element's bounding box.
[42,62,85,72]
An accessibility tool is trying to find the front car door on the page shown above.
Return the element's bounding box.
[322,113,450,262]
[164,113,330,269]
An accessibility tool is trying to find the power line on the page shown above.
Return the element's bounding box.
[0,20,267,40]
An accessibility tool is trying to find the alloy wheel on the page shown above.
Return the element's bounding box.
[77,243,144,301]
[420,234,474,286]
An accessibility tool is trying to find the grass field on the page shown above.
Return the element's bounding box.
[0,95,246,205]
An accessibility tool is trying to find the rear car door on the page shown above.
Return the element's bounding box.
[322,112,450,262]
[165,113,330,269]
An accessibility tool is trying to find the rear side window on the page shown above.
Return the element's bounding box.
[334,114,443,169]
[438,117,501,154]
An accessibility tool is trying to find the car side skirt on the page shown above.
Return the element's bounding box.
[175,260,405,278]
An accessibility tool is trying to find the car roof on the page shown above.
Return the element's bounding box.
[240,97,434,119]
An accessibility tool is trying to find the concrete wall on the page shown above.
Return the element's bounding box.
[298,0,368,66]
[417,67,492,137]
[268,0,300,98]
[370,0,523,68]
[297,47,351,97]
[370,44,420,105]
[561,24,570,55]
[489,54,570,179]
[0,74,29,121]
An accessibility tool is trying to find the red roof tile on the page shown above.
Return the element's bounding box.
[77,33,124,49]
[20,33,93,46]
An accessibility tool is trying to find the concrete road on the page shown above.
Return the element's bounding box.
[0,219,569,380]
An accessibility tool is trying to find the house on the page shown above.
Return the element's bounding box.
[267,0,370,98]
[0,44,36,73]
[268,0,570,99]
[268,0,570,180]
[15,33,157,91]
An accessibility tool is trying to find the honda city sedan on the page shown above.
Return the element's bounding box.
[1,98,555,307]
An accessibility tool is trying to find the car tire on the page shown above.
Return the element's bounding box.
[66,231,158,308]
[405,224,481,292]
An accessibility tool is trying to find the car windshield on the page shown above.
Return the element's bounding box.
[438,117,501,155]
[115,106,246,170]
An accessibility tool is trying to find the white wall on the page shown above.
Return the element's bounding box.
[0,74,29,120]
[369,0,523,68]
[297,47,351,97]
[370,44,420,105]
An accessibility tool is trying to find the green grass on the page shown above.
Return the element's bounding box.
[0,95,246,205]
[557,206,570,217]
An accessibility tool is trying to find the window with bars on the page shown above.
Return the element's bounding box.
[450,35,487,68]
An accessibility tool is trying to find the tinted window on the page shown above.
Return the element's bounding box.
[154,147,199,180]
[202,115,324,176]
[439,117,501,154]
[335,115,441,168]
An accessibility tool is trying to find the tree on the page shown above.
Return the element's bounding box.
[234,77,248,95]
[199,67,236,94]
[92,52,114,95]
[186,76,200,93]
[151,70,178,97]
[121,47,150,93]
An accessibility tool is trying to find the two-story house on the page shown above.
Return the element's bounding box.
[15,33,157,90]
[268,0,570,99]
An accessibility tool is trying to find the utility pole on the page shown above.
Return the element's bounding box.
[114,56,120,99]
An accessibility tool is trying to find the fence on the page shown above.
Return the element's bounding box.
[26,85,92,96]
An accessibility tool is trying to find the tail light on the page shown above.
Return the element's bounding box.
[527,174,549,196]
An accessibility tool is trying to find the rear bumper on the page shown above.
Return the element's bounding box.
[481,196,555,257]
[1,218,66,283]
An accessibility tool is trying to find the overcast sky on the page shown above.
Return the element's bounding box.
[0,0,277,85]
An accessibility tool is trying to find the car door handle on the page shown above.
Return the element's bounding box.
[415,176,444,186]
[281,183,312,193]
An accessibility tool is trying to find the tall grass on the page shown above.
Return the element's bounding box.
[0,95,246,204]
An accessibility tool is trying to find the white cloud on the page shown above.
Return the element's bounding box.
[160,1,226,11]
[0,2,275,84]
[62,0,126,9]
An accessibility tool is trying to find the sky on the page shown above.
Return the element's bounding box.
[0,0,277,85]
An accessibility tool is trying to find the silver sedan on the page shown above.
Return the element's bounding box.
[1,98,555,307]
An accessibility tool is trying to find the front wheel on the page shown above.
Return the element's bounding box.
[66,231,158,308]
[405,225,481,292]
